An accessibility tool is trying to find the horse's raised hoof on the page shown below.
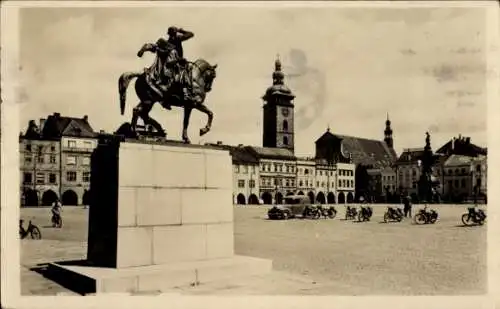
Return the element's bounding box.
[199,128,209,136]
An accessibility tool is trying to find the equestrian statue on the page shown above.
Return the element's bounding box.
[118,26,218,143]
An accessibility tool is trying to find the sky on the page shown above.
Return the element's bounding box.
[18,5,490,157]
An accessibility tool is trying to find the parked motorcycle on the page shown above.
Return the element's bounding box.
[19,219,42,240]
[317,205,337,219]
[461,207,486,226]
[383,206,404,223]
[414,207,439,225]
[303,205,321,219]
[357,205,373,222]
[51,213,63,228]
[345,206,358,220]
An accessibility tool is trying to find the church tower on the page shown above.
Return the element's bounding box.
[384,113,394,149]
[262,55,296,152]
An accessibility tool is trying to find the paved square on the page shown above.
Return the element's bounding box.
[20,204,486,295]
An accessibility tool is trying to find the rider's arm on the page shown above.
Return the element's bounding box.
[177,28,194,41]
[137,43,157,57]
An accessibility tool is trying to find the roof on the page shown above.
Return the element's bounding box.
[337,134,397,168]
[436,136,487,157]
[444,154,474,167]
[395,148,426,165]
[207,144,259,165]
[41,113,96,139]
[246,146,296,161]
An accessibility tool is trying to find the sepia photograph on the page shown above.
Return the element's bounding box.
[1,1,499,308]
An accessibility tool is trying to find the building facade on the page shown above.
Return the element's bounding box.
[296,158,317,203]
[20,124,61,206]
[19,113,97,206]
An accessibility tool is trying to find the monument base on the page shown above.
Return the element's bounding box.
[47,256,272,295]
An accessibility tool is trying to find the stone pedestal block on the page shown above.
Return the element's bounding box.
[49,136,272,294]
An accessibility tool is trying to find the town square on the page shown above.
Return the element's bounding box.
[5,3,491,298]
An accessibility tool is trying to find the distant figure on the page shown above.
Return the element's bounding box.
[51,198,63,220]
[403,196,412,218]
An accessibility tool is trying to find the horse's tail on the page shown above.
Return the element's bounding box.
[118,72,141,115]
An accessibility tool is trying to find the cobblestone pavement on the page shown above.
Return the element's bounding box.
[20,204,487,295]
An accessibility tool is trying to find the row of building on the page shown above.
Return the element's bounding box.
[19,56,487,206]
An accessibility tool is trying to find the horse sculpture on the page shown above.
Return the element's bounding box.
[118,58,217,143]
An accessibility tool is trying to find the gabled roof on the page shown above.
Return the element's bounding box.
[41,113,96,139]
[336,134,397,168]
[246,146,296,161]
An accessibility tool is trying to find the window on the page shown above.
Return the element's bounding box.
[50,145,56,152]
[37,154,44,163]
[305,169,309,175]
[82,157,90,166]
[67,171,77,182]
[412,183,416,189]
[25,144,32,151]
[448,180,453,188]
[320,171,323,176]
[68,140,77,148]
[36,172,45,184]
[23,172,32,184]
[285,179,290,187]
[299,180,303,187]
[251,166,255,174]
[461,179,466,188]
[332,182,335,188]
[317,181,320,187]
[249,179,255,188]
[243,165,248,173]
[84,141,92,148]
[461,168,466,175]
[350,180,354,187]
[282,120,288,131]
[283,136,288,145]
[83,172,91,182]
[24,155,32,163]
[49,173,57,184]
[476,165,481,172]
[234,165,240,173]
[454,179,459,187]
[343,179,346,187]
[238,180,245,188]
[338,180,342,187]
[66,156,76,165]
[50,155,56,164]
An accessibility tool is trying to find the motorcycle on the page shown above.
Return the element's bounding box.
[51,213,63,228]
[357,205,373,222]
[345,206,358,220]
[414,207,439,225]
[461,207,486,226]
[303,205,321,219]
[19,219,42,240]
[383,207,404,223]
[317,205,337,219]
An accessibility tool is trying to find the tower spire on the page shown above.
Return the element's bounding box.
[384,113,394,149]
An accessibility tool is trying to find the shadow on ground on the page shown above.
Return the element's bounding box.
[31,260,96,296]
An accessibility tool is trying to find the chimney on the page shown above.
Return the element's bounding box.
[217,141,223,145]
[39,118,46,130]
[53,112,61,118]
[238,144,243,147]
[83,115,88,122]
[99,130,105,134]
[451,137,455,150]
[465,137,471,144]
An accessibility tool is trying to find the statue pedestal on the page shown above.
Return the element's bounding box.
[48,136,272,294]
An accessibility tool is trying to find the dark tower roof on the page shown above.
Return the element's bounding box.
[262,55,295,102]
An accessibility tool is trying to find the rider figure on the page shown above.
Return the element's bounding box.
[167,26,195,103]
[51,198,62,222]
